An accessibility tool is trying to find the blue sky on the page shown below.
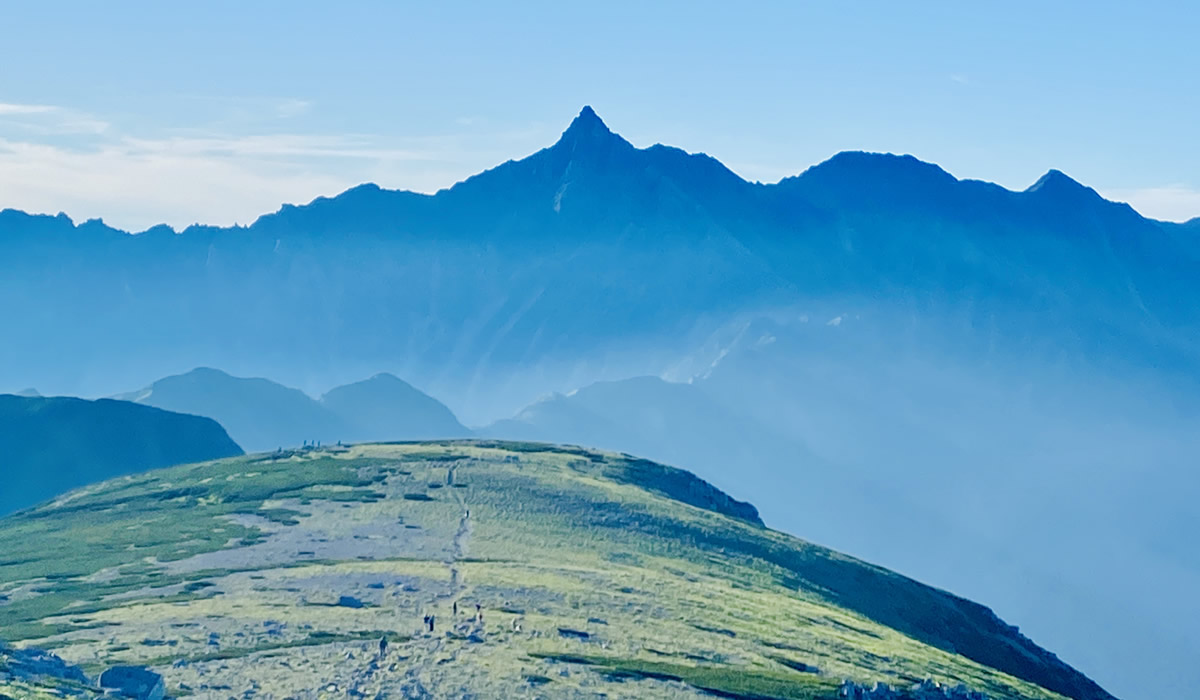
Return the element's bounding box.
[1,0,1196,230]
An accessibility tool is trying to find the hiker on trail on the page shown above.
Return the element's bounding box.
[429,614,436,633]
[511,617,521,632]
[453,601,458,616]
[475,603,483,624]
[379,636,388,658]
[423,614,430,632]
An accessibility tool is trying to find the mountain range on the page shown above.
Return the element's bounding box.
[2,106,1197,698]
[4,107,1196,415]
[117,367,469,452]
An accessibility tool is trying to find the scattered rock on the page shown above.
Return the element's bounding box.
[557,628,590,640]
[338,595,366,608]
[0,643,88,684]
[839,679,992,700]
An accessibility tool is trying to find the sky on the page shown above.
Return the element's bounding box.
[1,0,1197,231]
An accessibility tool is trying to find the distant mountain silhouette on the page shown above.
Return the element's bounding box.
[319,373,469,441]
[0,394,242,515]
[119,368,467,452]
[118,368,349,452]
[483,376,827,504]
[3,106,1195,414]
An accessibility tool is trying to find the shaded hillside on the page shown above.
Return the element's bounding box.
[0,394,242,515]
[320,372,470,441]
[120,368,469,452]
[0,442,1110,700]
[119,367,351,452]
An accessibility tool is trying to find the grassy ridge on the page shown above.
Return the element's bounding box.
[0,442,1105,699]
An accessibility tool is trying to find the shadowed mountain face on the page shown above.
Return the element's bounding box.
[319,372,469,442]
[120,368,468,452]
[481,376,835,507]
[1,108,1195,415]
[0,394,242,515]
[2,108,1196,410]
[119,367,352,452]
[2,107,1197,697]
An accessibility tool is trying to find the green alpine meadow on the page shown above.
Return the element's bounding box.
[1,442,1107,699]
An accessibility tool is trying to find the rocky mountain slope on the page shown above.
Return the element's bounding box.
[0,442,1110,700]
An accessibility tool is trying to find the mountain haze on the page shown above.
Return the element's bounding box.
[120,368,468,452]
[3,108,1196,409]
[118,367,352,452]
[2,106,1197,697]
[481,376,830,508]
[319,372,469,441]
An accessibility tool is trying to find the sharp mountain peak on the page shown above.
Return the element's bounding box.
[552,104,632,155]
[1026,169,1096,197]
[16,106,1163,233]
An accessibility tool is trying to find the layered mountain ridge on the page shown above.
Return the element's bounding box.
[2,106,1197,699]
[117,367,470,452]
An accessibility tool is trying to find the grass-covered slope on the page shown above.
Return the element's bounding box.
[0,442,1110,699]
[0,394,243,516]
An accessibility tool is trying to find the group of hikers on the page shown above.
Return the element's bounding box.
[378,601,524,659]
[420,602,483,633]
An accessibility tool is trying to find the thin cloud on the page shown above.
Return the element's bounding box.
[0,103,109,134]
[0,135,354,230]
[276,98,313,119]
[0,103,58,115]
[0,127,499,230]
[0,103,582,230]
[119,133,439,161]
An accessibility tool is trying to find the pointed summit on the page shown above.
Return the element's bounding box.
[565,105,610,136]
[555,105,630,154]
[1026,169,1095,197]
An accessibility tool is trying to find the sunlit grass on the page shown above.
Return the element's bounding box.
[0,442,1072,699]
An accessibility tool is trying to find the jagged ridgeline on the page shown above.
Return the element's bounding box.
[0,442,1108,700]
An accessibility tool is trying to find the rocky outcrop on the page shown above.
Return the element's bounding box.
[0,643,88,684]
[99,665,166,700]
[840,678,992,700]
